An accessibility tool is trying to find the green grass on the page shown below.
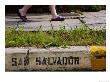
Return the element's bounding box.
[5,25,106,48]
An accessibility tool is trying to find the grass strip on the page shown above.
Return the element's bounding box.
[5,25,106,48]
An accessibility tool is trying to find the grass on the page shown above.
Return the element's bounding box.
[5,25,106,48]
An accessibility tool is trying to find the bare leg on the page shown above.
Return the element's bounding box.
[49,5,65,21]
[49,5,58,19]
[18,5,64,21]
[19,5,32,16]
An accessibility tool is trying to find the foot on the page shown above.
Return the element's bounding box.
[51,16,65,21]
[17,9,27,22]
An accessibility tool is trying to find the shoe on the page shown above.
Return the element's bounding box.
[51,16,65,21]
[17,11,27,22]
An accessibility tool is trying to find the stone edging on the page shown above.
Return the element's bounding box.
[5,46,106,71]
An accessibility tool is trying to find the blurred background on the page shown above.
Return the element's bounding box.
[5,5,106,14]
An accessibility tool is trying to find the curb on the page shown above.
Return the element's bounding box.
[5,46,106,71]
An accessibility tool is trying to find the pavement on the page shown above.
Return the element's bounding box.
[5,10,106,31]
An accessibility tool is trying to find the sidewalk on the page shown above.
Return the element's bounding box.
[5,10,106,31]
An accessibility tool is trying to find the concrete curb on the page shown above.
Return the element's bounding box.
[5,46,106,71]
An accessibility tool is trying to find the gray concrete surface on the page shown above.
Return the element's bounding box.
[5,46,91,71]
[5,10,106,31]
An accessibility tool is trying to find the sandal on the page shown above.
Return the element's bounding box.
[17,11,27,22]
[51,16,65,21]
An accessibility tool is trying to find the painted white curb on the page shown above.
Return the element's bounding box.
[5,46,105,71]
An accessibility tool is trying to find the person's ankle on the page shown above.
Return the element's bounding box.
[19,9,26,16]
[51,15,59,19]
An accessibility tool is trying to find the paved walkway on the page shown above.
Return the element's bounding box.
[5,10,106,31]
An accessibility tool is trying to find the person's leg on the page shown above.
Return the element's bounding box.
[18,5,64,22]
[49,5,65,21]
[18,5,32,22]
[49,5,58,19]
[19,5,32,16]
